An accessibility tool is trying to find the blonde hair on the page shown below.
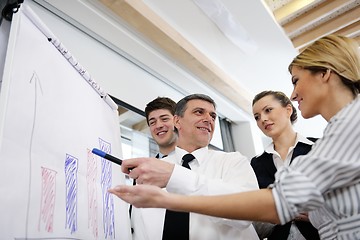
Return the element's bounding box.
[289,35,360,95]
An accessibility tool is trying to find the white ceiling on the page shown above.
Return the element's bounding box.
[140,0,298,93]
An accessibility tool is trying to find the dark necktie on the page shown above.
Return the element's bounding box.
[155,153,168,159]
[162,154,195,240]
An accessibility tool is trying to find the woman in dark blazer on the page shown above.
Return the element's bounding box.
[251,90,319,240]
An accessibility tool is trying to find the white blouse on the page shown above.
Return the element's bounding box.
[264,133,314,169]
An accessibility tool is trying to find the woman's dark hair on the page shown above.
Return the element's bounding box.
[252,90,297,124]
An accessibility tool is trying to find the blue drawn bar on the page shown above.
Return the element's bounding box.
[64,154,78,234]
[99,138,115,239]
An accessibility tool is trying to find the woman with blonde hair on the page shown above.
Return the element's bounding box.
[109,35,360,240]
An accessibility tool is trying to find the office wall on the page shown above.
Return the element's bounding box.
[27,1,258,156]
[28,1,184,109]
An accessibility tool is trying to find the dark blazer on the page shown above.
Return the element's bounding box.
[251,138,320,240]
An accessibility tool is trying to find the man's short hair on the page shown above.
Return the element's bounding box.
[145,97,176,125]
[175,94,216,117]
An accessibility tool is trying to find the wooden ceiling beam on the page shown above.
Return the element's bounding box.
[98,0,253,113]
[282,0,353,35]
[117,106,128,115]
[273,0,317,23]
[334,20,360,37]
[291,5,360,49]
[354,35,360,46]
[132,119,148,132]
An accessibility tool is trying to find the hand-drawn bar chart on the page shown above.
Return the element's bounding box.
[0,4,131,240]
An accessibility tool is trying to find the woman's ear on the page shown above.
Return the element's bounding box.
[286,104,293,118]
[322,69,331,82]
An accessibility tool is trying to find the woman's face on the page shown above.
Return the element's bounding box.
[290,66,325,119]
[252,95,292,138]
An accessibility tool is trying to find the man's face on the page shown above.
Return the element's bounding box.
[175,99,216,151]
[148,109,177,148]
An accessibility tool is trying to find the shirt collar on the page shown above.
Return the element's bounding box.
[156,150,175,159]
[264,133,314,154]
[297,133,314,145]
[175,146,208,165]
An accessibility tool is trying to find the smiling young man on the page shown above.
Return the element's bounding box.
[145,97,177,158]
[123,94,259,240]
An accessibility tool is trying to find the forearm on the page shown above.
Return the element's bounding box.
[165,188,280,224]
[109,184,279,223]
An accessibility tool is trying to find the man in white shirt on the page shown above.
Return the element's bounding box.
[124,94,259,240]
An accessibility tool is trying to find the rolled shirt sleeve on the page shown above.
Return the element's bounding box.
[270,166,324,224]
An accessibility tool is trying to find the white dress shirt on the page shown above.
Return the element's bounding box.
[131,146,259,240]
[264,133,314,170]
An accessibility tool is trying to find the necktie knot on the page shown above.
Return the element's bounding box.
[155,153,168,159]
[182,154,195,169]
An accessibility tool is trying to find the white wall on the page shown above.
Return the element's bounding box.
[26,1,258,153]
[28,1,184,110]
[30,0,252,122]
[294,114,327,138]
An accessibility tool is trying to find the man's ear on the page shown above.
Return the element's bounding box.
[174,115,181,130]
